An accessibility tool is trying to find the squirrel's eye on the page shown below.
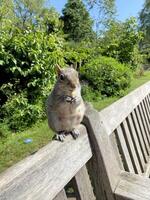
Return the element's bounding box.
[60,74,65,81]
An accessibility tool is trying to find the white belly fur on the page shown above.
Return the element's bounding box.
[48,100,85,132]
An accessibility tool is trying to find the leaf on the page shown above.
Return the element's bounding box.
[0,60,4,65]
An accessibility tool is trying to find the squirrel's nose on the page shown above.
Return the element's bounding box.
[70,83,76,89]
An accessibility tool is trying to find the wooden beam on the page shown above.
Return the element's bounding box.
[0,125,92,200]
[99,81,150,135]
[83,104,121,200]
[75,165,95,200]
[115,171,150,200]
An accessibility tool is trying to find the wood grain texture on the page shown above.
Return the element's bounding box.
[131,110,148,163]
[83,104,121,200]
[115,171,150,200]
[122,120,142,174]
[99,81,150,135]
[135,107,150,152]
[115,126,135,173]
[126,115,145,172]
[54,189,67,200]
[138,104,150,146]
[110,133,124,170]
[75,166,95,200]
[0,125,92,200]
[144,159,150,177]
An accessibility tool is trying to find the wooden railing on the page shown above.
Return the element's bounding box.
[1,81,150,200]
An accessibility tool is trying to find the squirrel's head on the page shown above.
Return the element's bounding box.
[55,65,81,96]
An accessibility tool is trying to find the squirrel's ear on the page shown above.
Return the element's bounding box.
[70,63,77,70]
[55,64,62,75]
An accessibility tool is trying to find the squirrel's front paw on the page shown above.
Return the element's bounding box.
[70,129,80,140]
[53,131,66,142]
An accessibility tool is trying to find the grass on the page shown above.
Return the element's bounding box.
[0,120,54,173]
[0,70,150,174]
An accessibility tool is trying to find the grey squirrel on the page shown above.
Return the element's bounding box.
[46,65,85,142]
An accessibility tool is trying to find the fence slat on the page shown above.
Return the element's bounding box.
[110,133,124,170]
[54,190,67,200]
[145,96,150,115]
[135,107,150,154]
[126,115,145,172]
[138,104,150,146]
[122,120,142,174]
[74,166,95,200]
[140,101,150,135]
[143,98,150,125]
[115,126,135,173]
[131,110,149,162]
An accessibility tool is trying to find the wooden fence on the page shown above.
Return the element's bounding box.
[1,81,150,200]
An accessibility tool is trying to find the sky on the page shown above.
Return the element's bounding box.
[48,0,144,22]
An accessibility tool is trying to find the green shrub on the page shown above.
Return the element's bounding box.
[0,29,64,105]
[1,93,45,131]
[0,29,64,131]
[80,56,132,96]
[99,18,143,69]
[81,84,101,101]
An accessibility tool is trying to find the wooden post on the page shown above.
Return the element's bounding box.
[83,104,121,200]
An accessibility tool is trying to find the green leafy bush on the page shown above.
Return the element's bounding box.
[1,93,45,131]
[81,83,101,102]
[80,56,132,96]
[0,29,64,104]
[99,18,143,69]
[0,29,64,131]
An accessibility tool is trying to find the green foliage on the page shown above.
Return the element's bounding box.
[1,93,44,131]
[139,0,150,64]
[139,0,150,42]
[0,0,144,133]
[39,7,63,34]
[64,41,98,67]
[80,56,132,96]
[82,84,101,101]
[62,0,95,42]
[0,29,64,130]
[0,0,15,32]
[0,29,64,102]
[99,18,143,68]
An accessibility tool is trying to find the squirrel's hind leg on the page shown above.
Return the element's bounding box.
[53,131,66,142]
[70,129,80,140]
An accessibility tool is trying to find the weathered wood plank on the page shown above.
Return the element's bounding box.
[0,125,92,200]
[131,110,149,162]
[74,166,95,200]
[115,126,135,173]
[83,104,121,200]
[115,171,150,200]
[135,107,150,153]
[99,81,150,135]
[126,115,145,172]
[54,189,67,200]
[144,159,150,177]
[138,104,150,145]
[110,133,124,170]
[143,98,150,126]
[122,120,142,174]
[140,101,150,135]
[144,96,150,117]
